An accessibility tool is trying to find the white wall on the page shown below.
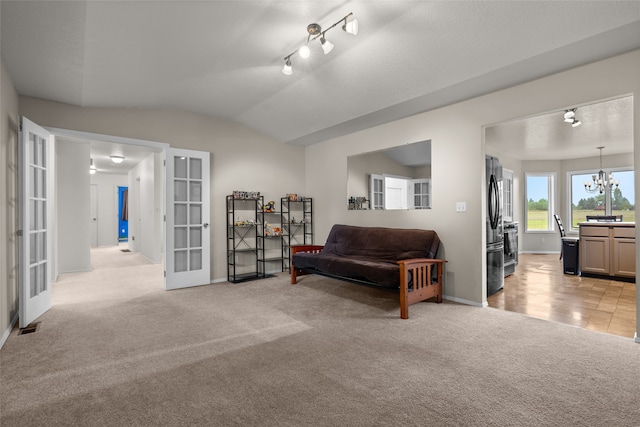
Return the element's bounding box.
[305,49,640,309]
[128,153,162,264]
[89,172,128,247]
[56,140,91,273]
[1,60,20,346]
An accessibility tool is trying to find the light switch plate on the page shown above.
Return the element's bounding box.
[456,202,467,212]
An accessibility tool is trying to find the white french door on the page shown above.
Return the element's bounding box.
[19,117,53,328]
[165,148,211,290]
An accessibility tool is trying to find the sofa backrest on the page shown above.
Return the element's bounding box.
[323,224,440,261]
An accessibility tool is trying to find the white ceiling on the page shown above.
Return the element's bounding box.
[486,95,634,161]
[2,1,640,167]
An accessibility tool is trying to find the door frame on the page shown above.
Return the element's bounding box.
[43,127,173,278]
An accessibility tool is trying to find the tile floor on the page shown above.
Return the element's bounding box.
[487,253,637,339]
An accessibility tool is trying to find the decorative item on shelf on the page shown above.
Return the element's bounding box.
[287,193,298,201]
[233,190,261,200]
[263,200,276,212]
[264,224,283,236]
[234,218,255,226]
[348,196,369,210]
[291,217,297,224]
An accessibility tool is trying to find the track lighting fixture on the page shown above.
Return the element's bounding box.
[281,12,358,75]
[563,108,581,127]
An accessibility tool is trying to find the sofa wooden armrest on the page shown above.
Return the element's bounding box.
[291,245,325,284]
[397,258,447,319]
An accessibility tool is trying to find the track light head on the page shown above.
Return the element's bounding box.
[282,57,293,75]
[298,45,310,58]
[342,17,359,35]
[571,119,581,128]
[320,35,334,54]
[564,109,575,120]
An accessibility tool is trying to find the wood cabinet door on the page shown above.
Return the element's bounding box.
[580,236,610,275]
[612,238,636,277]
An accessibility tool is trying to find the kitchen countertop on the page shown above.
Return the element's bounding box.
[578,222,635,227]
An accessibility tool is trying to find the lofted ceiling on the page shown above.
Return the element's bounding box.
[2,1,640,169]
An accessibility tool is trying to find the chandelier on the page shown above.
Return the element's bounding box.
[584,146,619,194]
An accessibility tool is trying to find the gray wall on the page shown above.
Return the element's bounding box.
[1,60,20,346]
[17,98,307,282]
[304,50,640,311]
[56,140,91,273]
[127,153,163,264]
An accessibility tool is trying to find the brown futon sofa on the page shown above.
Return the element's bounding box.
[290,224,446,319]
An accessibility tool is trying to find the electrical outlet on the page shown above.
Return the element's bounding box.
[456,202,467,213]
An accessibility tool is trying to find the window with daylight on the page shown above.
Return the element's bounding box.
[569,169,635,230]
[525,173,555,232]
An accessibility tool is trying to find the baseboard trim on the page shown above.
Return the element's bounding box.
[519,251,561,255]
[443,295,486,307]
[0,312,19,350]
[635,332,640,344]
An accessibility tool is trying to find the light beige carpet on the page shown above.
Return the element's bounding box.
[1,247,639,426]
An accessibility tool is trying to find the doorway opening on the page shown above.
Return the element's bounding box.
[484,95,635,339]
[118,186,129,244]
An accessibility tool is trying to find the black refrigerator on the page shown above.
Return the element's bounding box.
[486,155,504,296]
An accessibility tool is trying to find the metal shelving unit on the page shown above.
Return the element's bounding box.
[257,202,284,276]
[226,195,263,283]
[281,197,313,271]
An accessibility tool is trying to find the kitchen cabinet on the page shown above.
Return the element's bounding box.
[579,222,635,279]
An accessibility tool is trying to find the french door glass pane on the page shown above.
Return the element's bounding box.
[189,204,201,224]
[174,157,187,178]
[190,249,202,271]
[190,227,202,248]
[175,227,188,249]
[190,181,201,202]
[175,251,188,272]
[190,158,202,179]
[174,180,187,201]
[30,266,37,298]
[175,204,187,225]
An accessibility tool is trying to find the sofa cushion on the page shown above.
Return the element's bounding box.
[292,252,400,288]
[322,224,440,260]
[292,224,441,288]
